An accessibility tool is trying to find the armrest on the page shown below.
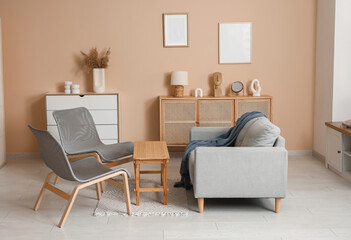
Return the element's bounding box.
[190,127,231,141]
[274,136,286,147]
[192,147,288,198]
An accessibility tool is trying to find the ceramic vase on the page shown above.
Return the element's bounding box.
[93,68,105,93]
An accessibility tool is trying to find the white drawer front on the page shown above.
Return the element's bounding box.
[47,125,118,140]
[97,125,118,139]
[46,95,117,110]
[101,139,118,145]
[47,126,61,142]
[47,110,118,125]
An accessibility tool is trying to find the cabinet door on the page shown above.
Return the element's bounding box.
[161,100,196,145]
[198,100,234,127]
[234,99,271,123]
[326,127,342,172]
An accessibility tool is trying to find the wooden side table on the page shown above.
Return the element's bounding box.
[133,141,170,205]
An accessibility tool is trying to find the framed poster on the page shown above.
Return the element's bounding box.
[163,13,189,47]
[219,22,252,64]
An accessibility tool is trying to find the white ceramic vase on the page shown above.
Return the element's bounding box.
[93,68,105,93]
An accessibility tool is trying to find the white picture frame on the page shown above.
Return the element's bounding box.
[163,13,189,47]
[219,22,252,64]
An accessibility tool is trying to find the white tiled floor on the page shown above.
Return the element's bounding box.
[1,155,351,239]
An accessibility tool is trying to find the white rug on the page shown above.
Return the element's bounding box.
[94,179,189,217]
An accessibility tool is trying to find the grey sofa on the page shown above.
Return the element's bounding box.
[188,126,288,213]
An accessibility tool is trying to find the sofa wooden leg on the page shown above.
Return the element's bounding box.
[275,198,281,213]
[198,198,204,213]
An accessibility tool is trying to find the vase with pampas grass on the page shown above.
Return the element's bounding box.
[81,47,111,93]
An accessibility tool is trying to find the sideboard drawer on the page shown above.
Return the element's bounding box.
[47,110,118,125]
[46,95,117,110]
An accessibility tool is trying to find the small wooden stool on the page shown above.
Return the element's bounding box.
[133,141,170,205]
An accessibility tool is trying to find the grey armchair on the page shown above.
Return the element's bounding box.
[29,125,131,228]
[52,107,134,166]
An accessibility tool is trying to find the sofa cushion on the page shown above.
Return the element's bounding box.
[240,117,280,147]
[235,117,261,147]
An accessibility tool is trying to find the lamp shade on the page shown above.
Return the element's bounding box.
[171,71,188,86]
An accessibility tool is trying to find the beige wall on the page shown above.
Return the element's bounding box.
[0,0,316,153]
[0,18,6,166]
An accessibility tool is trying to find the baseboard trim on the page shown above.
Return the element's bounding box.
[0,161,6,169]
[312,150,325,163]
[6,152,42,160]
[288,150,312,156]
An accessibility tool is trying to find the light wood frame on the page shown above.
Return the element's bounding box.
[34,170,131,228]
[53,152,133,193]
[133,141,170,206]
[163,13,189,48]
[134,159,169,206]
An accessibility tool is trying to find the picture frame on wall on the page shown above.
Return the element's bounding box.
[219,22,252,64]
[163,13,189,47]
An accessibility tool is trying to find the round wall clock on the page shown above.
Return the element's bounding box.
[231,81,244,93]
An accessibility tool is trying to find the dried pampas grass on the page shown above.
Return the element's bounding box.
[81,47,111,72]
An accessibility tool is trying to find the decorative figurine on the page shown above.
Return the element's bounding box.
[213,72,223,97]
[250,78,261,96]
[72,84,80,94]
[64,81,72,94]
[195,88,203,98]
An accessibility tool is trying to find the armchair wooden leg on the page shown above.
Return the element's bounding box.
[53,175,60,185]
[122,172,132,215]
[33,172,55,211]
[96,183,102,200]
[275,198,281,213]
[198,198,204,213]
[34,170,130,228]
[58,186,80,228]
[101,181,106,192]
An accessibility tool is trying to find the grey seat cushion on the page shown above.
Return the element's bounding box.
[68,142,134,162]
[70,156,130,182]
[240,117,280,147]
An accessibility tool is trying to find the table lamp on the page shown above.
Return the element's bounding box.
[171,71,188,97]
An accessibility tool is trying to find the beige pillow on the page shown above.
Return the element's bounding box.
[234,117,261,147]
[240,117,280,147]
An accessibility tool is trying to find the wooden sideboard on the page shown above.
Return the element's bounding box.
[159,95,273,148]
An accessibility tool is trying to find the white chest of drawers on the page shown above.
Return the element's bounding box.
[46,93,120,145]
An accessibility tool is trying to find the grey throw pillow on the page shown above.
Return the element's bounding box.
[240,117,280,147]
[234,117,260,147]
